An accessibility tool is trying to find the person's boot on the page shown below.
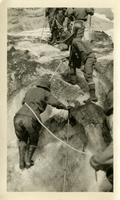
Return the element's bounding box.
[90,89,98,102]
[18,141,26,170]
[25,145,36,169]
[69,67,77,85]
[84,83,98,103]
[88,83,97,102]
[89,88,98,102]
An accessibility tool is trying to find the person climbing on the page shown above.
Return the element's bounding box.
[90,89,113,189]
[49,8,67,44]
[54,8,67,42]
[45,8,57,43]
[14,75,70,170]
[69,21,97,102]
[45,8,67,45]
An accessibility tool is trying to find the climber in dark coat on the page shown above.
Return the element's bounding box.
[90,89,113,188]
[14,75,69,170]
[45,8,57,43]
[69,21,97,102]
[45,8,67,44]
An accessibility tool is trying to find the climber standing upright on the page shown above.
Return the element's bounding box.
[69,21,97,102]
[14,75,70,170]
[45,8,67,44]
[45,8,57,43]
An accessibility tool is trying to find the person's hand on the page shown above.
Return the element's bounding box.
[66,100,75,110]
[90,155,100,171]
[66,103,75,110]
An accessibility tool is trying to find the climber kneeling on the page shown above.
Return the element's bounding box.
[14,74,70,170]
[90,89,113,188]
[69,21,97,102]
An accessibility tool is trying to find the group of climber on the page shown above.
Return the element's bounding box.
[45,8,94,44]
[13,8,113,190]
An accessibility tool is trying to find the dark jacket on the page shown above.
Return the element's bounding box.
[17,86,66,118]
[69,37,93,68]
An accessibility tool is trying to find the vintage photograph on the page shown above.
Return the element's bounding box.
[7,8,113,192]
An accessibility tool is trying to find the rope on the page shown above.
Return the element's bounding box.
[63,111,70,191]
[25,102,89,156]
[95,170,98,182]
[50,60,63,81]
[40,16,47,43]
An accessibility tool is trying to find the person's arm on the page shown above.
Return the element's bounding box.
[90,142,113,171]
[47,94,68,110]
[69,45,74,67]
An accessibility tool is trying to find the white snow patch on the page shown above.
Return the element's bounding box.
[94,13,111,22]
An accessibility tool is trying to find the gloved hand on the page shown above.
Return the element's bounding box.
[66,103,75,110]
[90,155,100,171]
[66,100,75,110]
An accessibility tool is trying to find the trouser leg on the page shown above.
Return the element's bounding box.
[69,65,77,84]
[48,17,54,42]
[49,19,58,44]
[25,119,41,168]
[18,140,27,169]
[84,56,97,102]
[14,114,28,170]
[88,82,98,102]
[25,145,36,168]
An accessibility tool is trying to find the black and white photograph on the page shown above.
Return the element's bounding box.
[7,7,113,192]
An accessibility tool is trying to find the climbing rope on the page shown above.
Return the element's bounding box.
[25,102,98,184]
[63,109,70,192]
[40,15,47,43]
[25,102,90,156]
[50,60,63,81]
